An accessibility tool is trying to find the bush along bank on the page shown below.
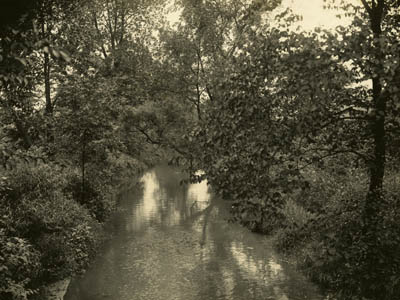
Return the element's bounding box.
[201,159,400,300]
[0,160,143,300]
[271,167,400,300]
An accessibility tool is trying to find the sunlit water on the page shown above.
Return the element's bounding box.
[64,165,322,300]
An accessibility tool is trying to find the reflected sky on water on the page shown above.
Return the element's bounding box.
[64,165,322,300]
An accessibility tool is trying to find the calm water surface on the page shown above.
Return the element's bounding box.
[64,165,322,300]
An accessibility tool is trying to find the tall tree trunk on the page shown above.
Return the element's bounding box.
[41,19,52,115]
[365,77,386,224]
[361,1,386,297]
[364,0,386,228]
[44,51,52,115]
[41,17,55,146]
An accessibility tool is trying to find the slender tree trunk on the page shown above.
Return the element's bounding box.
[44,51,52,115]
[364,1,386,228]
[195,53,202,121]
[365,79,386,224]
[361,2,386,297]
[196,97,202,121]
[40,17,55,146]
[41,19,52,115]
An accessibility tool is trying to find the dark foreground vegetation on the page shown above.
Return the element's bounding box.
[191,1,400,299]
[1,0,399,300]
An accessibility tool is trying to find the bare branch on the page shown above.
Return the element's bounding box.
[93,12,108,59]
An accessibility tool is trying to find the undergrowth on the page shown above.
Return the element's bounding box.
[270,166,400,300]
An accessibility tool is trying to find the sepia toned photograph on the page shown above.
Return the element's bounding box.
[0,0,399,299]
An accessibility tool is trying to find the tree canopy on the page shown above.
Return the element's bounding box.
[0,0,399,299]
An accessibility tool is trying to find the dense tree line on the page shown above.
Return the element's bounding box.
[189,1,400,299]
[0,0,173,298]
[1,0,399,299]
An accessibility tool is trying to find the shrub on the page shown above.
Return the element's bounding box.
[0,228,41,300]
[279,167,400,300]
[273,198,316,252]
[64,174,115,223]
[230,196,285,234]
[36,221,101,282]
[0,163,103,291]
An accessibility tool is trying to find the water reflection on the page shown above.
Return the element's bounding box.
[64,165,322,300]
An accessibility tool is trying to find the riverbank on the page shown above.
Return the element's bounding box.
[64,165,323,300]
[0,159,145,300]
[37,177,144,300]
[227,167,400,300]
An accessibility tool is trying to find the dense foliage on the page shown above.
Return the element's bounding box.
[191,1,400,299]
[1,0,399,299]
[0,0,168,298]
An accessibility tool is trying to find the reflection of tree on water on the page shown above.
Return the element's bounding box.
[152,167,303,299]
[147,167,294,299]
[199,202,214,247]
[152,164,215,228]
[65,165,323,300]
[183,203,290,300]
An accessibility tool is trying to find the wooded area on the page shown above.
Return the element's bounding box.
[0,0,399,299]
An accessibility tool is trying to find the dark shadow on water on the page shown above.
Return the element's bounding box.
[64,165,323,300]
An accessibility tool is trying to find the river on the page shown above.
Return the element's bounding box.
[64,164,323,300]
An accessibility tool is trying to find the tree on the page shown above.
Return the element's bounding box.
[192,1,400,298]
[158,0,282,120]
[335,1,400,297]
